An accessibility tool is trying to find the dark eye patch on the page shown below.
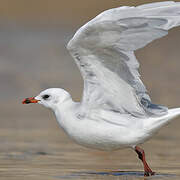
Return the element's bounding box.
[42,94,50,100]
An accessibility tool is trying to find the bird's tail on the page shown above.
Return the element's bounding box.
[144,108,180,133]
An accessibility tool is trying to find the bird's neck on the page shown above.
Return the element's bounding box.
[53,97,79,132]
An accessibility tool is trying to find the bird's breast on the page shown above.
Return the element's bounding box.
[60,117,146,151]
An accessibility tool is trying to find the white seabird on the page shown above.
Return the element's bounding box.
[22,1,180,176]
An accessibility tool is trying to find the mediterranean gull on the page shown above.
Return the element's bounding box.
[22,1,180,176]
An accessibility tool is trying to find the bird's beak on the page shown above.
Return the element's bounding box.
[22,97,40,104]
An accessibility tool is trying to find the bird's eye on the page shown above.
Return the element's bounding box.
[42,94,50,100]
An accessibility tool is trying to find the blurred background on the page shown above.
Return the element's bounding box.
[1,0,180,179]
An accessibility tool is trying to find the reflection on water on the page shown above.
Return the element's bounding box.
[55,171,177,180]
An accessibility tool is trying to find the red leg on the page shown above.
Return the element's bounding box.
[135,146,155,176]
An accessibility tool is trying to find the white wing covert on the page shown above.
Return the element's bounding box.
[67,1,180,117]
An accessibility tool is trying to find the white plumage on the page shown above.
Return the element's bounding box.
[67,1,180,118]
[23,1,180,176]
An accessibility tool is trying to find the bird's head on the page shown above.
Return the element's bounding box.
[22,88,71,110]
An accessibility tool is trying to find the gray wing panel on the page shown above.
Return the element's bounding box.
[67,2,180,117]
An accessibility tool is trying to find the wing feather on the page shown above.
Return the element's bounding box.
[67,2,180,117]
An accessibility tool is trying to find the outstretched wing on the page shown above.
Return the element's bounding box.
[67,1,180,117]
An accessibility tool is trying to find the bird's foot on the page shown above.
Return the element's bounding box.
[144,171,155,177]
